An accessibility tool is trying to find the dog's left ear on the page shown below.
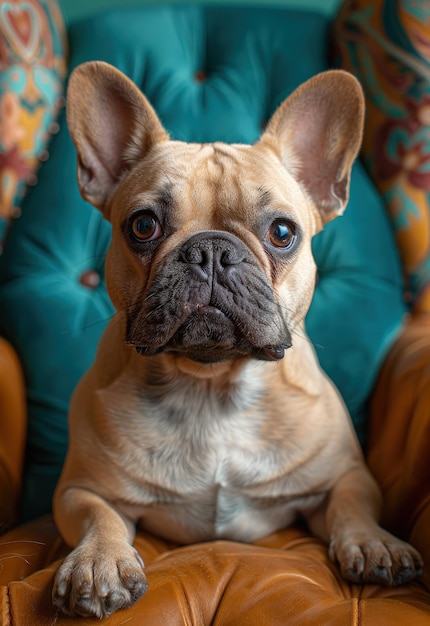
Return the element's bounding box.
[260,70,364,227]
[67,61,169,217]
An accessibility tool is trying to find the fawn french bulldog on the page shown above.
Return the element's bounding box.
[52,61,422,618]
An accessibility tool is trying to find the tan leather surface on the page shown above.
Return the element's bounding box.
[368,314,430,599]
[368,315,430,539]
[1,519,430,625]
[0,338,26,530]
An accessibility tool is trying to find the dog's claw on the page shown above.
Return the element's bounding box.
[344,569,364,584]
[371,566,391,585]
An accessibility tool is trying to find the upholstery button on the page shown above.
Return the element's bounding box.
[49,121,60,135]
[194,70,207,83]
[79,270,101,289]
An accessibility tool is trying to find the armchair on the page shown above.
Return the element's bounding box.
[1,1,429,623]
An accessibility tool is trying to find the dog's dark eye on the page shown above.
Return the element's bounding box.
[131,212,162,242]
[267,220,296,249]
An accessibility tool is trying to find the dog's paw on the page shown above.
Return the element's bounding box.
[329,528,423,586]
[52,542,148,617]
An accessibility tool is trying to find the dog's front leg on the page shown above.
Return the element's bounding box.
[307,466,423,586]
[52,487,147,618]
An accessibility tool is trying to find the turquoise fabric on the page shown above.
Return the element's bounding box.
[0,5,406,522]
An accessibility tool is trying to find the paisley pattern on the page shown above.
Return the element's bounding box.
[0,0,67,247]
[334,0,430,312]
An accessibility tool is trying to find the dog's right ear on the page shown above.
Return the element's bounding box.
[67,61,169,217]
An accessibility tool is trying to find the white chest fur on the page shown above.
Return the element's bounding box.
[91,358,331,544]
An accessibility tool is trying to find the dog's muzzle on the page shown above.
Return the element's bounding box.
[127,231,292,363]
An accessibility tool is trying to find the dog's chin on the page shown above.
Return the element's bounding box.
[132,307,290,364]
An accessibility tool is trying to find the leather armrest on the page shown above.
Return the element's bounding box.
[368,314,430,579]
[0,337,26,530]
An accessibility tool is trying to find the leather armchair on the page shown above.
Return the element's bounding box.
[1,1,430,624]
[0,338,26,531]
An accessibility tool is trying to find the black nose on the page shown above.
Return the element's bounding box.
[180,231,247,279]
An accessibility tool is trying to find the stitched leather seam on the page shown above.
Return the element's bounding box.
[351,597,360,626]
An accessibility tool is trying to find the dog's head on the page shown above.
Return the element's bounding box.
[67,62,363,367]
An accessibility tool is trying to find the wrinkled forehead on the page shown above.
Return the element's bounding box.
[116,140,310,228]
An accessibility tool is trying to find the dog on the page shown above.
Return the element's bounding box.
[52,61,423,618]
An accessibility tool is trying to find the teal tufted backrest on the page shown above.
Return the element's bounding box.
[0,5,406,522]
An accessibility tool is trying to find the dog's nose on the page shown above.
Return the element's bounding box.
[180,231,247,278]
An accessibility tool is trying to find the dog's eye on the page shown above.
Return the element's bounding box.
[131,212,162,242]
[267,220,296,249]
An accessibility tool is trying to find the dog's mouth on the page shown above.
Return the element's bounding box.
[131,305,291,363]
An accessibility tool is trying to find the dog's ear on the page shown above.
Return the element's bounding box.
[260,70,364,227]
[67,61,169,216]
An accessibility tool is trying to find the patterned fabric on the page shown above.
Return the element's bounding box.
[0,0,67,248]
[334,0,430,313]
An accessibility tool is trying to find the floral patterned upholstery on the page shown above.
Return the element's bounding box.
[0,0,67,248]
[334,0,430,312]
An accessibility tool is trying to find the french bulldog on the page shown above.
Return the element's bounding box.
[52,61,423,618]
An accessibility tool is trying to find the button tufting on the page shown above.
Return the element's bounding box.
[79,270,101,289]
[194,70,207,83]
[49,121,61,135]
